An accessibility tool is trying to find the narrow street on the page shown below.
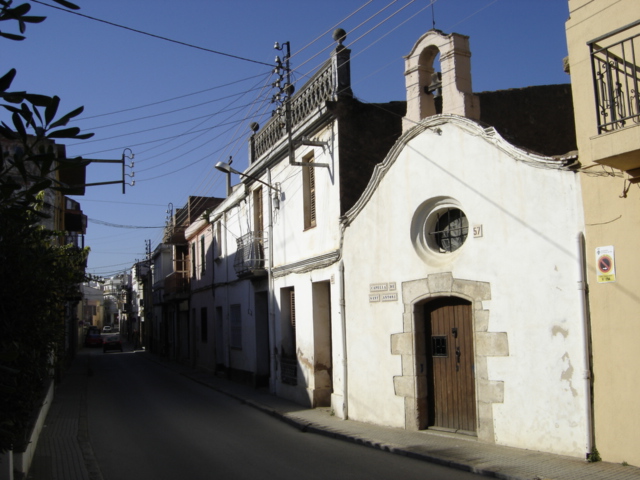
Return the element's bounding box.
[82,346,480,480]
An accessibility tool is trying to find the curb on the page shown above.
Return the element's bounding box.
[179,370,529,480]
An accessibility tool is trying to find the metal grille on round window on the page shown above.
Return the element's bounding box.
[430,208,468,253]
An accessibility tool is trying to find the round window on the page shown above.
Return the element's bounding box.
[428,208,468,253]
[411,198,469,264]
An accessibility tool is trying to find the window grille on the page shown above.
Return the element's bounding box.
[430,208,468,253]
[431,336,448,357]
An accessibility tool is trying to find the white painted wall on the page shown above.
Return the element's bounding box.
[269,124,341,267]
[342,116,589,458]
[265,123,348,410]
[186,219,216,370]
[206,186,262,378]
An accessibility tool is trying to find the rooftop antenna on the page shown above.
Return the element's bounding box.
[431,2,436,30]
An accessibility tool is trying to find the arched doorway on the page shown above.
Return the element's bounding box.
[424,296,476,433]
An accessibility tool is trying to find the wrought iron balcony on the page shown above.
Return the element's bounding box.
[164,270,190,297]
[234,231,267,278]
[590,29,640,133]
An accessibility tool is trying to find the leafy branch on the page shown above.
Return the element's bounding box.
[0,0,97,454]
[0,0,78,41]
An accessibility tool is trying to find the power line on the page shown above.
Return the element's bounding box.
[75,73,270,121]
[79,199,167,207]
[81,97,261,132]
[88,218,164,229]
[80,0,511,272]
[31,0,274,67]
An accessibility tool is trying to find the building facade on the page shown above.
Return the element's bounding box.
[566,0,640,466]
[339,29,590,458]
[208,33,404,407]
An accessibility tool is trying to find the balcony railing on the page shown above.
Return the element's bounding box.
[164,270,190,297]
[234,231,267,278]
[250,45,351,163]
[590,29,640,133]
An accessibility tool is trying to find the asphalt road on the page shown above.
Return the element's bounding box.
[86,347,481,480]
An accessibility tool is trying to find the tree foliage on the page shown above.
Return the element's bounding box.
[0,0,95,454]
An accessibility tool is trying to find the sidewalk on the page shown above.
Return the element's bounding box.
[26,352,97,480]
[28,350,640,480]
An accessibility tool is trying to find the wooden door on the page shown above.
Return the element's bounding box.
[425,297,476,433]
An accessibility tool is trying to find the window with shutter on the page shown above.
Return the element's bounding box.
[200,234,206,274]
[214,221,222,259]
[290,290,296,328]
[303,153,317,230]
[191,243,196,277]
[253,187,263,234]
[281,287,297,385]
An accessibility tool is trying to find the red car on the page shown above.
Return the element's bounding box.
[84,332,103,348]
[103,334,123,353]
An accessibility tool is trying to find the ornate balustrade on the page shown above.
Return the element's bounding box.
[591,31,640,133]
[234,230,268,278]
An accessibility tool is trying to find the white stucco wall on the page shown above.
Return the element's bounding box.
[270,123,342,267]
[265,122,348,410]
[186,219,217,370]
[342,116,589,458]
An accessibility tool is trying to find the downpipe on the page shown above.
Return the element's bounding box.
[339,260,348,419]
[577,232,594,458]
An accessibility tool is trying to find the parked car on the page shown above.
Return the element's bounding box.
[102,326,112,333]
[103,334,123,353]
[84,332,103,348]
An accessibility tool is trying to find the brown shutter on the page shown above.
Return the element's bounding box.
[309,162,316,227]
[290,290,296,328]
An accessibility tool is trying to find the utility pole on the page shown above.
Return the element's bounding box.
[82,148,135,193]
[273,42,329,168]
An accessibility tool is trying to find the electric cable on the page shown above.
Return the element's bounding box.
[31,0,274,67]
[80,96,262,132]
[88,218,164,229]
[77,0,512,272]
[74,72,269,122]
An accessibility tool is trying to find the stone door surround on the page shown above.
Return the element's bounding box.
[391,272,508,443]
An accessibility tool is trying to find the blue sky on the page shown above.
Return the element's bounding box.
[3,0,570,277]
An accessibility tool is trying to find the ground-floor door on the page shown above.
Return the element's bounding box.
[425,297,476,433]
[255,291,270,387]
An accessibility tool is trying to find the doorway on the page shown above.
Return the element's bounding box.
[255,291,270,387]
[424,297,476,433]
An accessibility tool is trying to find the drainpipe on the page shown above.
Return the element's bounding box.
[267,168,277,394]
[225,211,231,373]
[339,260,348,419]
[577,232,594,458]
